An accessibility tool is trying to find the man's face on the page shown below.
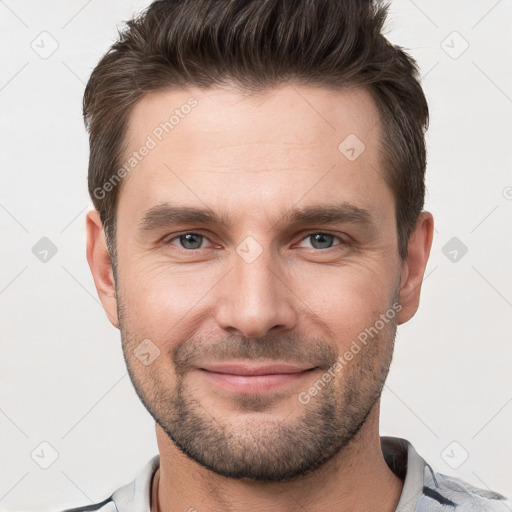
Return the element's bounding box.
[110,84,405,481]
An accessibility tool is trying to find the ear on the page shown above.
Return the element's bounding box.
[396,211,434,325]
[85,209,119,329]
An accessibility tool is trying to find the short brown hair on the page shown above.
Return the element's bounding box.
[84,0,429,265]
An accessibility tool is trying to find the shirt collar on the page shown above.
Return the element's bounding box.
[381,436,428,511]
[111,453,160,512]
[111,436,427,512]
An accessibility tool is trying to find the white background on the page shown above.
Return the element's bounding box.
[0,1,511,510]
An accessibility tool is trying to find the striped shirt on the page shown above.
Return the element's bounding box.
[60,436,511,512]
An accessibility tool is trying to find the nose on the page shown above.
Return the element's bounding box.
[214,243,298,339]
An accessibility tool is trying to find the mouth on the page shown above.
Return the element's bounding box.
[196,362,318,394]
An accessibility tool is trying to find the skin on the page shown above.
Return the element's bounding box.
[86,83,433,512]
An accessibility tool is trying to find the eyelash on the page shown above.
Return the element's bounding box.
[162,231,348,252]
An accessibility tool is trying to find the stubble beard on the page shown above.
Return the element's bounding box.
[117,286,397,482]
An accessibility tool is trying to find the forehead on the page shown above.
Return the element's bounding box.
[118,84,391,225]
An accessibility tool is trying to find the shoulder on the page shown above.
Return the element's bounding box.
[57,454,160,512]
[419,466,512,511]
[59,495,117,512]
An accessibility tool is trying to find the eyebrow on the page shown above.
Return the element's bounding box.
[137,202,373,232]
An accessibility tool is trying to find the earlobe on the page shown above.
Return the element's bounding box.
[396,211,434,325]
[85,210,120,329]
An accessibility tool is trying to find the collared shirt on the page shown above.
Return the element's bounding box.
[60,436,511,511]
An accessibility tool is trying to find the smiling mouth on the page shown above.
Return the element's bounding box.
[196,363,317,394]
[199,362,315,375]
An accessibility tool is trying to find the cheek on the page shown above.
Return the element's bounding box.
[294,261,395,342]
[119,262,221,339]
[118,269,212,378]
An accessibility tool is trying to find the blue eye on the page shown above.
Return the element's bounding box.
[297,233,342,250]
[173,233,205,250]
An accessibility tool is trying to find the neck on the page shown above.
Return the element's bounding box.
[152,402,403,512]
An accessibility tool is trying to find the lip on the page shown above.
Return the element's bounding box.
[198,363,313,376]
[196,362,317,394]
